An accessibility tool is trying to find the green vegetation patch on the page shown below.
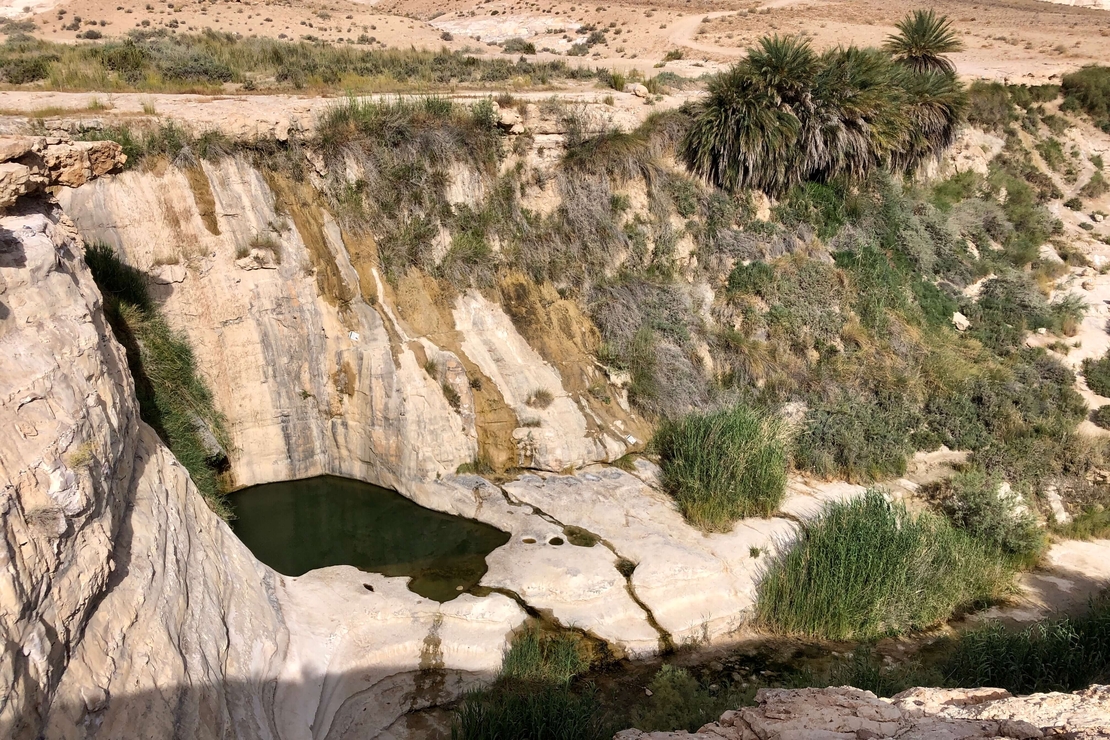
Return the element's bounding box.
[452,627,605,740]
[655,404,787,530]
[1061,65,1110,132]
[681,15,965,195]
[84,243,230,517]
[757,491,1012,640]
[1084,350,1110,397]
[944,596,1110,693]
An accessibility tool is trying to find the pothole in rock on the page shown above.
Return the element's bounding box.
[229,475,509,602]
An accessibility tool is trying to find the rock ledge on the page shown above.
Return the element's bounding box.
[615,685,1110,739]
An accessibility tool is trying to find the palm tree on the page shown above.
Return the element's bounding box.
[884,9,964,76]
[680,36,816,195]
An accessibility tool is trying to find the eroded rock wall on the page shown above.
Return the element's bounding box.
[56,153,644,492]
[1,143,525,739]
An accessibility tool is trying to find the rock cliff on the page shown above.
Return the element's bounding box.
[0,137,524,739]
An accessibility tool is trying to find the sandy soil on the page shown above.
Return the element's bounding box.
[0,0,1104,84]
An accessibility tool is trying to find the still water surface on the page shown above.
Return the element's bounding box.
[229,475,509,602]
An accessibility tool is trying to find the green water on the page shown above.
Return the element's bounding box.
[228,475,510,602]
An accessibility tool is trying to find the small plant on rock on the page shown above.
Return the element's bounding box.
[526,388,555,408]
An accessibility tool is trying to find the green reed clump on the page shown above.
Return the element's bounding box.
[452,627,604,740]
[500,627,591,686]
[655,404,787,530]
[84,243,230,517]
[757,491,1012,640]
[944,596,1110,693]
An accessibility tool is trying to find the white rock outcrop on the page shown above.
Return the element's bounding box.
[616,685,1110,740]
[0,188,524,739]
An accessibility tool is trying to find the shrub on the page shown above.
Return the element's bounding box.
[451,685,607,740]
[526,388,555,409]
[1080,170,1108,200]
[1093,406,1110,430]
[632,665,747,732]
[655,404,787,530]
[1061,65,1110,132]
[793,396,916,482]
[1084,350,1110,397]
[757,490,1012,640]
[944,596,1110,693]
[726,260,776,297]
[938,467,1045,563]
[502,37,536,55]
[663,49,683,62]
[966,81,1014,132]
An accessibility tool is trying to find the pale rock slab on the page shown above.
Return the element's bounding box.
[616,685,1110,740]
[502,466,865,645]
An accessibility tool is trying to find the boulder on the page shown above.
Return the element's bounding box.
[629,83,650,98]
[953,311,971,331]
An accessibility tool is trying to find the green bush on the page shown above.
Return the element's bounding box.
[84,243,230,517]
[501,37,536,55]
[944,596,1110,693]
[1061,65,1110,132]
[793,396,916,482]
[726,260,776,297]
[1080,170,1108,200]
[1083,351,1110,397]
[757,491,1012,640]
[1094,406,1110,430]
[452,685,607,740]
[939,467,1045,563]
[655,404,787,530]
[632,665,747,732]
[966,81,1014,132]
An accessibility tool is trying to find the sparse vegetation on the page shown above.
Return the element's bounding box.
[526,388,555,409]
[757,491,1012,640]
[0,30,598,93]
[655,404,787,530]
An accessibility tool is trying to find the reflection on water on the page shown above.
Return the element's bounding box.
[229,475,509,602]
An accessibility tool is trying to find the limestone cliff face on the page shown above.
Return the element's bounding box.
[1,142,525,739]
[56,154,645,492]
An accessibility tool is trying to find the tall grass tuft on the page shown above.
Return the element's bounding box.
[655,404,787,530]
[84,243,230,517]
[757,491,1012,640]
[944,596,1110,693]
[451,685,606,740]
[500,627,590,686]
[452,627,603,740]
